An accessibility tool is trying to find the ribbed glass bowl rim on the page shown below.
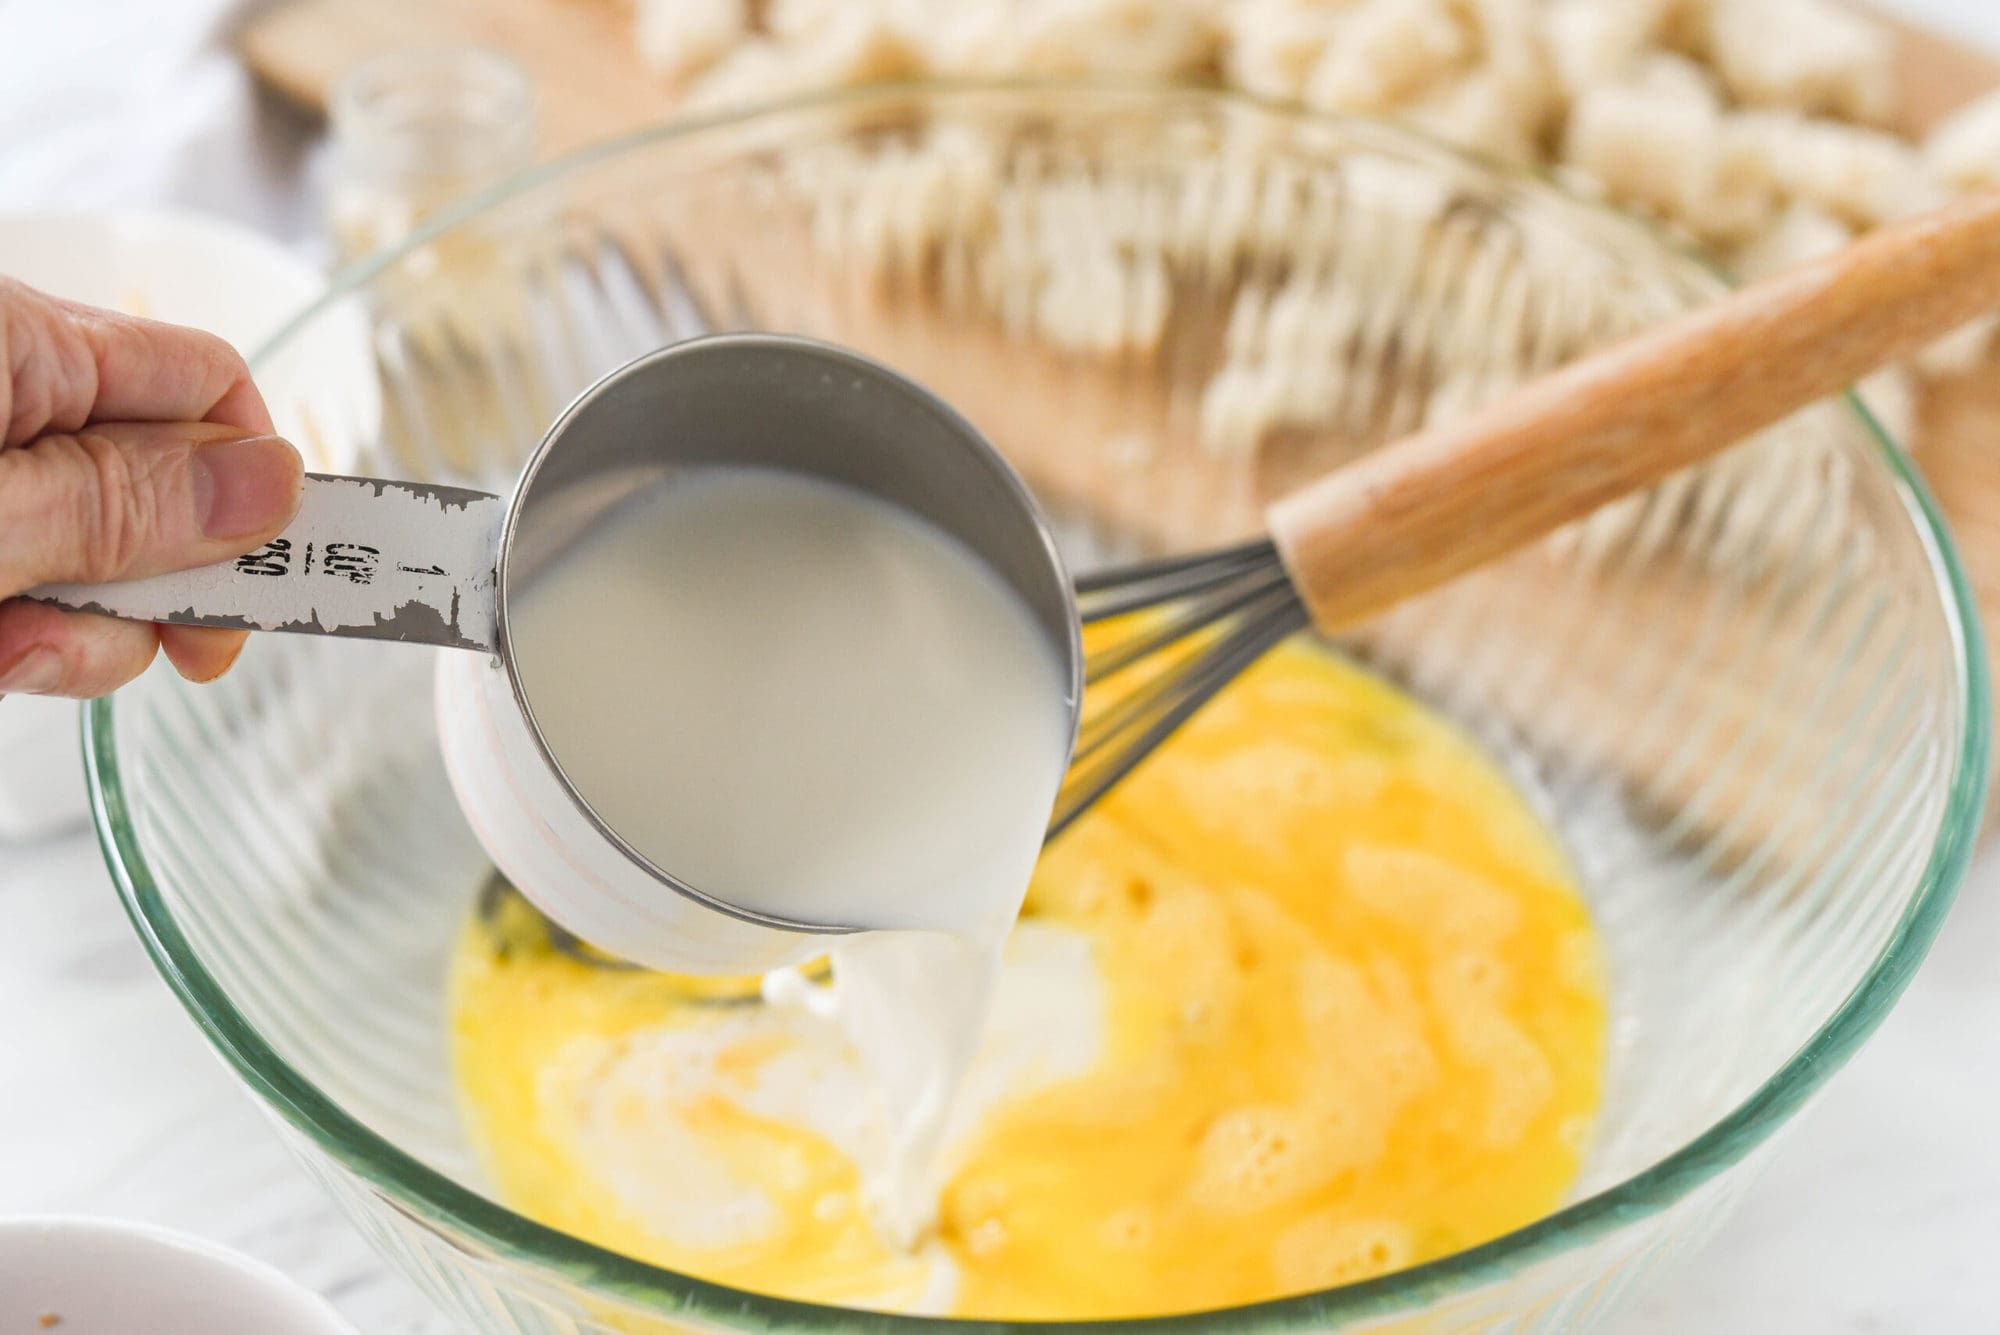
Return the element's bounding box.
[89,81,1991,1331]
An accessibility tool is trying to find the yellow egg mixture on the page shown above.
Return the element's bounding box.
[449,639,1607,1319]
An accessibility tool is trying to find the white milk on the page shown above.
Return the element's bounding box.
[507,466,1072,1246]
[545,920,1106,1314]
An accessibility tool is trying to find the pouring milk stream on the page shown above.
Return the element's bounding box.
[504,466,1072,1242]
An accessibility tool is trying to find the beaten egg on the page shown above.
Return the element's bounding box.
[449,638,1607,1318]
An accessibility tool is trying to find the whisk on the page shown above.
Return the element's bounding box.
[1047,184,2000,834]
[489,183,2000,977]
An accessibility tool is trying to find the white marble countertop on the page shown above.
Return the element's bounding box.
[3,1,2000,1330]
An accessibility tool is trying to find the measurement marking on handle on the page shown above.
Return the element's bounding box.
[28,474,507,652]
[325,543,381,584]
[236,540,292,577]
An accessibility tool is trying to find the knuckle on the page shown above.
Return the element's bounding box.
[0,282,94,446]
[185,325,252,394]
[201,329,249,376]
[66,431,155,584]
[0,428,191,590]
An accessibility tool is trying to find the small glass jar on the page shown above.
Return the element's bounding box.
[327,45,538,265]
[326,46,543,483]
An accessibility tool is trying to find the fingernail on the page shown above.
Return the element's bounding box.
[0,647,64,696]
[183,635,247,685]
[192,435,303,539]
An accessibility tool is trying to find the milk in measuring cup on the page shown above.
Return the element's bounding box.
[504,465,1073,1244]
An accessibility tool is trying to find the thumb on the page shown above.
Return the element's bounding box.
[0,422,303,595]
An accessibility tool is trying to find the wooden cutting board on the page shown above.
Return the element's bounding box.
[241,0,661,156]
[240,0,2000,733]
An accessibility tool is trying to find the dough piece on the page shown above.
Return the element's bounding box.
[1457,0,1555,141]
[634,0,748,87]
[1302,0,1469,114]
[1702,0,1894,123]
[1625,50,1722,103]
[1405,69,1540,165]
[909,0,1216,80]
[1561,59,1779,246]
[684,8,919,109]
[683,38,794,110]
[1925,87,2000,191]
[1222,0,1346,101]
[1730,201,1852,278]
[1724,110,1940,228]
[1539,0,1673,96]
[1562,73,1722,226]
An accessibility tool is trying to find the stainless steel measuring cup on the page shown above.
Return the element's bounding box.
[37,334,1084,975]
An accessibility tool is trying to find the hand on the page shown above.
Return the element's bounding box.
[0,278,304,700]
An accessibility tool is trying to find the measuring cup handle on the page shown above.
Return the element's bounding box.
[27,474,507,654]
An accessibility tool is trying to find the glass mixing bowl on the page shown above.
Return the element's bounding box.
[90,85,1987,1333]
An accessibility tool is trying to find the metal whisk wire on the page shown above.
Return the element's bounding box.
[1051,540,1309,838]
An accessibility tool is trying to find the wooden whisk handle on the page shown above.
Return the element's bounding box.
[1269,184,2000,632]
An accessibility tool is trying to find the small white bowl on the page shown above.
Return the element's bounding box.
[0,1217,357,1333]
[0,208,378,843]
[0,208,378,468]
